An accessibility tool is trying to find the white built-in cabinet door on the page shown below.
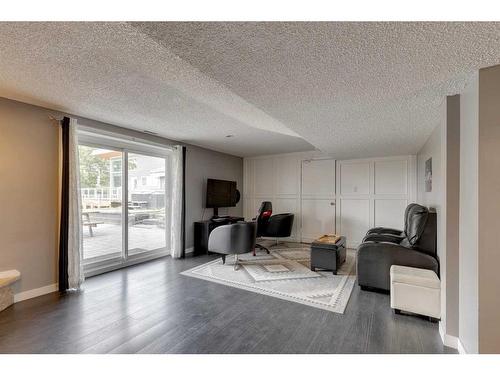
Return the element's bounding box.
[336,157,414,248]
[245,154,415,248]
[300,159,336,242]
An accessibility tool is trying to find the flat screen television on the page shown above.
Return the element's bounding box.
[206,178,239,216]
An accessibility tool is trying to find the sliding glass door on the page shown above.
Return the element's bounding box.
[78,132,171,276]
[127,153,167,257]
[79,145,124,263]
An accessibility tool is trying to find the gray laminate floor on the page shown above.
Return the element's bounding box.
[0,254,456,354]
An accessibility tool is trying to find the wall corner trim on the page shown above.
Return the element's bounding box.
[439,321,459,349]
[457,339,468,354]
[14,283,59,303]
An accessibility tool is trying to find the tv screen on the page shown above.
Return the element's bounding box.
[206,179,238,208]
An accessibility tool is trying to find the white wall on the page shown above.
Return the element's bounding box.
[416,104,449,341]
[417,124,443,226]
[417,95,462,346]
[243,151,327,241]
[459,72,479,354]
[417,120,444,264]
[244,152,416,247]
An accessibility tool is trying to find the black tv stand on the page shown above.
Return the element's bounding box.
[193,216,245,255]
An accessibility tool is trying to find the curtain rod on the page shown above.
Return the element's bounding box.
[48,114,64,122]
[78,127,176,152]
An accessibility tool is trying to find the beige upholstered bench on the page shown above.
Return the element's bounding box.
[0,270,21,312]
[390,265,440,322]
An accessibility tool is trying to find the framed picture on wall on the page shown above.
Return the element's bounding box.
[425,157,432,192]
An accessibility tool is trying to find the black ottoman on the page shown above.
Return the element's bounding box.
[310,236,346,275]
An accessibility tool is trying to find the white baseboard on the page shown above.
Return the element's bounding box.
[439,322,459,349]
[14,283,58,303]
[185,247,194,254]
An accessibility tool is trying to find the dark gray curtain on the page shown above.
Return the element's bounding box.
[58,117,70,291]
[181,146,186,258]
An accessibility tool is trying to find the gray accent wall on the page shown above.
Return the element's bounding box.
[459,72,479,354]
[478,65,500,353]
[444,95,460,340]
[0,96,242,294]
[0,98,59,295]
[185,146,242,249]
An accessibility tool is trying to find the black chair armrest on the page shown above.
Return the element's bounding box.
[357,241,439,291]
[362,233,404,243]
[366,227,403,236]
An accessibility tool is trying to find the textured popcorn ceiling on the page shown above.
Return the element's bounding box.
[132,22,500,158]
[1,22,500,158]
[0,22,312,156]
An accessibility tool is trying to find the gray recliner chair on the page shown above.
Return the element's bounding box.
[362,203,418,243]
[208,221,257,270]
[357,204,438,292]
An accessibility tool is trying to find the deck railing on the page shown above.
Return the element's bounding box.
[81,187,122,208]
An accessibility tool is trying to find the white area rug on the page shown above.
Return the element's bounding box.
[181,244,356,313]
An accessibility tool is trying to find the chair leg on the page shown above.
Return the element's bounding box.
[255,243,270,254]
[233,254,239,271]
[221,254,226,264]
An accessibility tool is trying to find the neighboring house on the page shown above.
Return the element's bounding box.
[81,150,166,210]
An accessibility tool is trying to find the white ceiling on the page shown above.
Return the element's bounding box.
[0,22,312,157]
[1,22,500,158]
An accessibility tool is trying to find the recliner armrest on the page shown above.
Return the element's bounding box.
[362,233,404,243]
[357,241,439,291]
[366,227,403,236]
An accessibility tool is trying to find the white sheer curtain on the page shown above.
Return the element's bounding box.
[170,145,184,258]
[67,118,84,289]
